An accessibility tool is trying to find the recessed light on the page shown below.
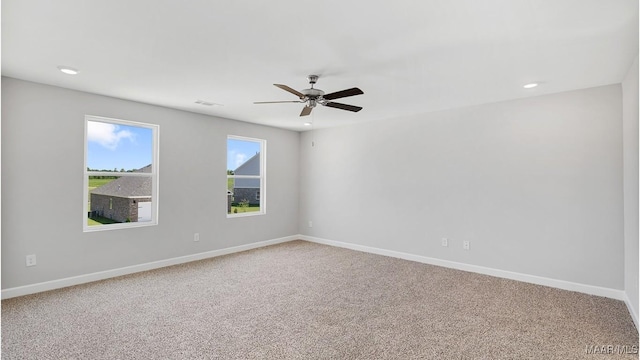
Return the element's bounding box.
[57,66,79,75]
[523,83,538,89]
[304,122,312,126]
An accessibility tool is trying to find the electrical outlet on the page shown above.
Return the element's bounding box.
[441,238,448,247]
[26,254,37,267]
[194,233,200,242]
[463,241,470,250]
[308,221,313,228]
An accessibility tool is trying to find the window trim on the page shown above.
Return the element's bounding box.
[227,135,266,218]
[83,115,159,232]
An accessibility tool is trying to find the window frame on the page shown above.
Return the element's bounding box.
[83,115,159,232]
[227,135,266,218]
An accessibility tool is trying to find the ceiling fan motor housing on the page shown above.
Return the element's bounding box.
[301,88,325,98]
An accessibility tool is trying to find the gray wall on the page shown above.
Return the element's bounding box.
[2,76,633,300]
[299,85,624,290]
[622,56,639,319]
[1,77,300,289]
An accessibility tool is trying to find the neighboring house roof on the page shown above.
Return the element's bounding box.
[234,152,260,189]
[91,165,152,198]
[234,152,260,175]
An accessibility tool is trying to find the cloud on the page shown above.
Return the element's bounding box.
[235,153,248,168]
[227,150,248,170]
[87,121,134,150]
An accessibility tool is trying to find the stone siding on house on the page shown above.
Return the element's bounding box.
[90,194,151,223]
[231,188,260,206]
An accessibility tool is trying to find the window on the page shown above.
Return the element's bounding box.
[84,115,159,231]
[227,136,265,217]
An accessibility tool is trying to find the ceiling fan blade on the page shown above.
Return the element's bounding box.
[300,106,313,116]
[325,102,363,112]
[254,100,302,104]
[323,87,363,100]
[274,84,305,99]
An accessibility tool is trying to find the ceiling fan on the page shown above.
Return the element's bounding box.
[254,75,363,116]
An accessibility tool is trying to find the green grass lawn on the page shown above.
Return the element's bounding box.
[89,178,117,187]
[229,205,260,214]
[87,215,120,226]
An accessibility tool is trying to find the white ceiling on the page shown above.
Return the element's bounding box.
[2,0,638,131]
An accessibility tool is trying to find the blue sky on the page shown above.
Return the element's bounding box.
[87,121,153,171]
[88,122,258,172]
[227,138,260,171]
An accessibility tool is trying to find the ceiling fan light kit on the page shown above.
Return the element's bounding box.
[254,75,363,116]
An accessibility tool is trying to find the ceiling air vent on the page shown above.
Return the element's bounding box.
[195,100,222,106]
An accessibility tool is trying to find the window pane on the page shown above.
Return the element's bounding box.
[85,116,158,231]
[87,120,153,171]
[227,137,263,216]
[88,175,153,225]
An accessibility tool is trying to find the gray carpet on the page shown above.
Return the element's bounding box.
[2,240,638,359]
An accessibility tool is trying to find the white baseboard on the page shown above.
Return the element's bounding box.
[623,292,639,330]
[1,235,298,300]
[300,235,627,301]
